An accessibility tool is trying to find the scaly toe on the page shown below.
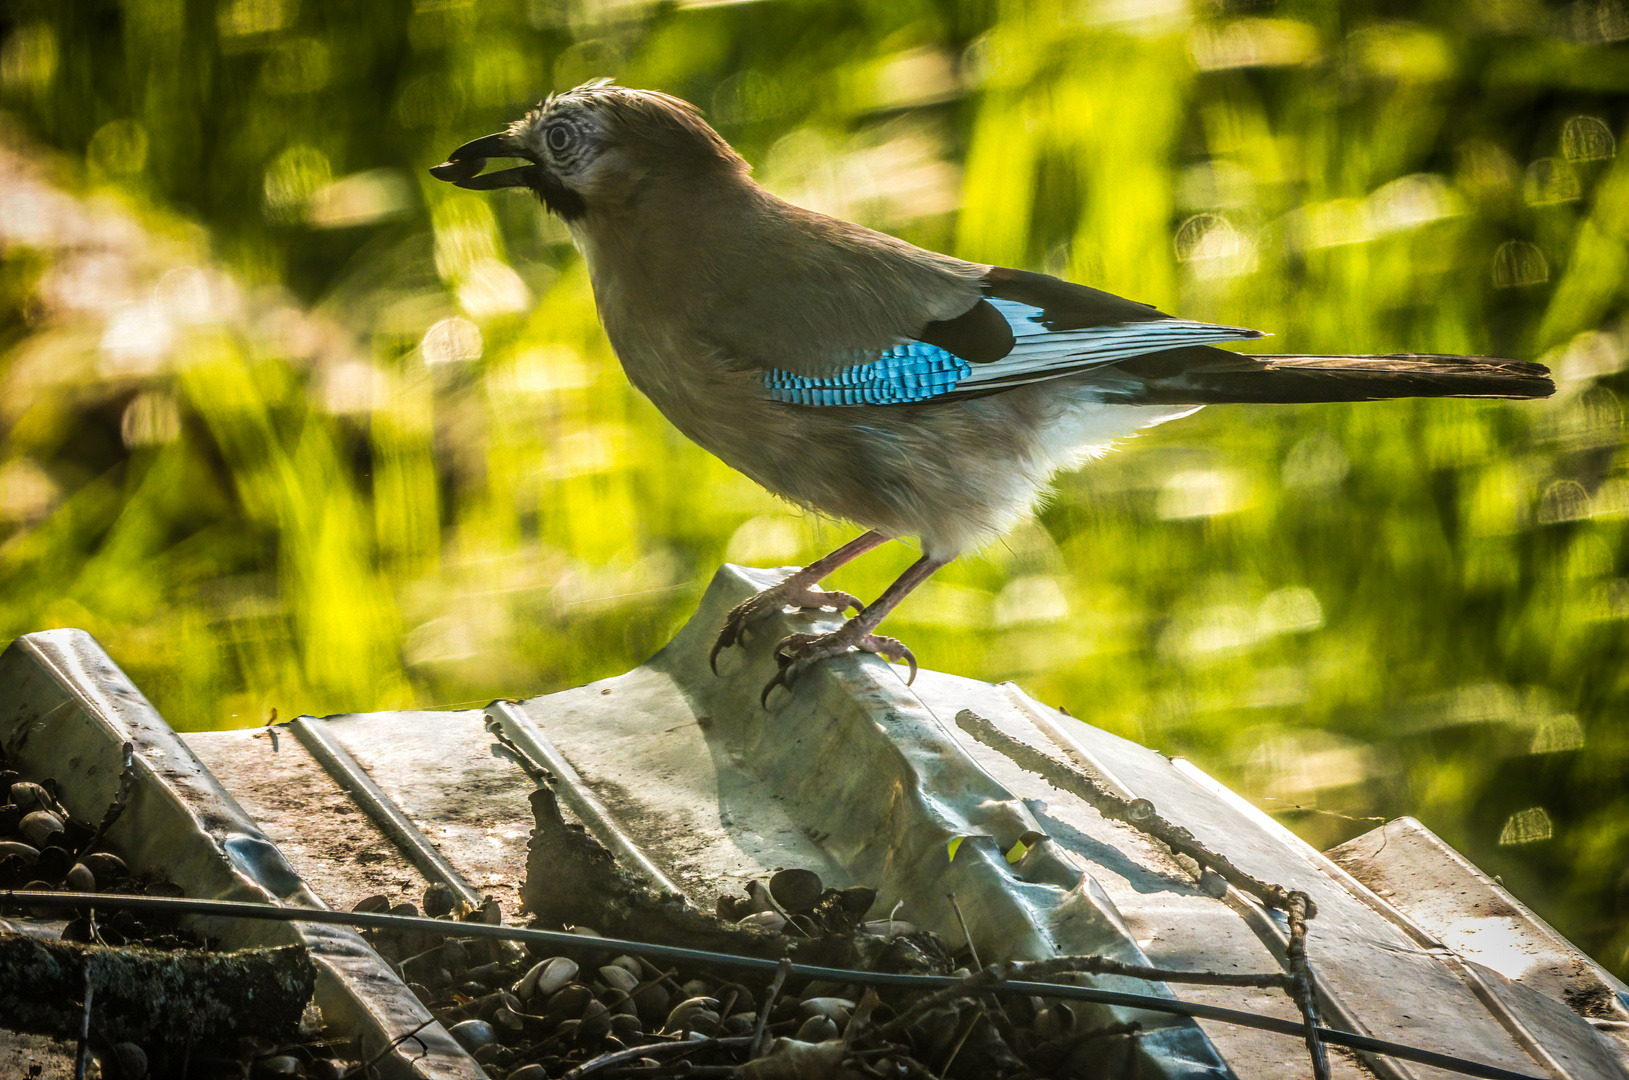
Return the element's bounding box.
[862,634,918,684]
[712,584,865,675]
[759,628,919,705]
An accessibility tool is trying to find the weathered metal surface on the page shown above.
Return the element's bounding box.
[496,563,1625,1080]
[288,715,489,912]
[7,563,1626,1080]
[185,721,438,916]
[0,630,486,1080]
[1328,818,1629,1066]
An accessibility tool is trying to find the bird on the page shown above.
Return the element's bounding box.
[431,80,1554,705]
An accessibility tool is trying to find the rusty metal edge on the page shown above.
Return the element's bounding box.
[0,629,488,1080]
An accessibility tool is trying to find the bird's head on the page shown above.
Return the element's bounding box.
[429,80,747,221]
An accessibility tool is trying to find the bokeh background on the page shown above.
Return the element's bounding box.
[2,0,1627,976]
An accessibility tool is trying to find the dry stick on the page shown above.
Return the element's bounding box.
[944,892,980,970]
[943,890,1022,1044]
[954,711,1316,918]
[564,1036,754,1079]
[937,1009,981,1076]
[750,958,792,1060]
[957,709,1332,1079]
[72,967,93,1080]
[1286,892,1330,1080]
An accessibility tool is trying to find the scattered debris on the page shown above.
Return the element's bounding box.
[347,865,1309,1080]
[0,742,358,1078]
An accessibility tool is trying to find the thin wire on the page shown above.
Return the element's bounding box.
[0,891,1545,1080]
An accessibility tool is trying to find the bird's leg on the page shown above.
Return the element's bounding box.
[710,530,891,673]
[762,553,949,705]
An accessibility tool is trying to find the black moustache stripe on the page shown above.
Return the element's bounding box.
[533,170,587,221]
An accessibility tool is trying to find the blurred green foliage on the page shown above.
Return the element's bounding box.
[3,0,1629,977]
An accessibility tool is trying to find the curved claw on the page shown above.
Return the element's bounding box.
[759,633,820,707]
[711,586,866,676]
[708,626,737,675]
[828,591,866,616]
[894,643,919,685]
[760,667,792,708]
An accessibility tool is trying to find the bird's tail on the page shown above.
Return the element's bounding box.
[1113,349,1554,405]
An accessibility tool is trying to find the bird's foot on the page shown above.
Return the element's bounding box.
[709,580,864,674]
[760,626,917,706]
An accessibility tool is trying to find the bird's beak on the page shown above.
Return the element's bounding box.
[428,132,537,190]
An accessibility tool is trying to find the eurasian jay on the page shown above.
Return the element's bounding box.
[432,80,1553,704]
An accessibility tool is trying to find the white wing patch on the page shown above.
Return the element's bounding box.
[958,298,1264,393]
[763,298,1264,406]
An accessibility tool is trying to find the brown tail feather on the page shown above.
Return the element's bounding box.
[1115,349,1554,405]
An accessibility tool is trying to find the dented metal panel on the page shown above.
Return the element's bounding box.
[0,630,487,1080]
[6,564,1626,1080]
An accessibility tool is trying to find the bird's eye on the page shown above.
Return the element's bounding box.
[546,124,572,152]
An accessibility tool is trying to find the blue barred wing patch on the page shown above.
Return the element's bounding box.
[766,342,971,405]
[764,300,1263,406]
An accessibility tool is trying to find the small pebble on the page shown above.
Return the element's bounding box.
[251,1055,303,1078]
[447,1019,495,1051]
[515,955,577,1000]
[769,868,823,913]
[464,961,508,987]
[736,910,786,933]
[579,998,612,1040]
[473,1043,513,1067]
[0,841,40,863]
[628,979,670,1022]
[351,893,391,913]
[8,781,51,812]
[65,862,95,892]
[837,885,877,916]
[599,964,639,993]
[19,810,63,847]
[544,984,595,1021]
[506,1066,547,1080]
[664,996,721,1036]
[798,997,854,1024]
[423,882,458,917]
[80,852,126,880]
[796,1014,840,1042]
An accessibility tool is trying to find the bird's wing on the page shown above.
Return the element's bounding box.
[758,266,1552,406]
[759,266,1265,407]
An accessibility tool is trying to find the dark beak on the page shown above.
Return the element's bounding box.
[429,132,537,190]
